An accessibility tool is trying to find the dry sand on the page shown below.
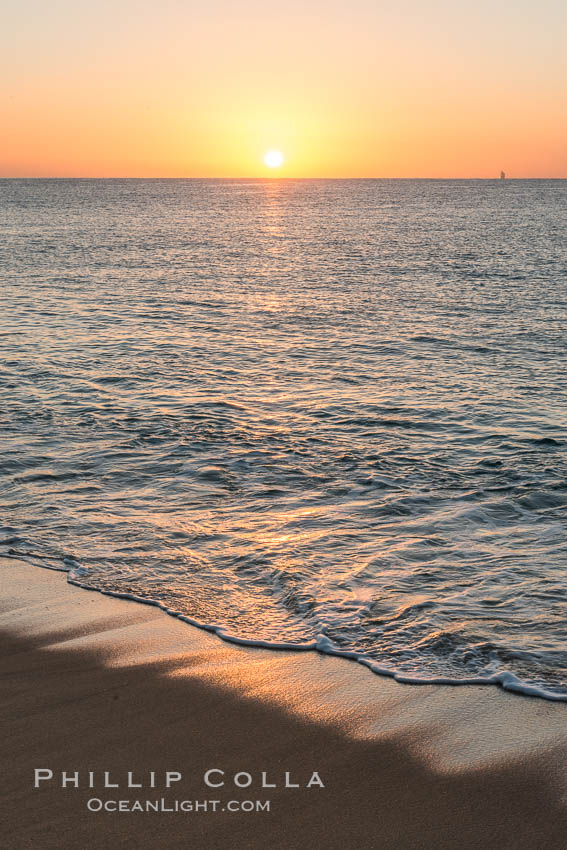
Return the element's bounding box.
[2,556,567,849]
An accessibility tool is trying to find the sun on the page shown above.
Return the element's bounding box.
[264,149,284,168]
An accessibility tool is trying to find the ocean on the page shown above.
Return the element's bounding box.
[1,178,566,700]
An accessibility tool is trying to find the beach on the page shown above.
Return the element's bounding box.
[2,556,567,849]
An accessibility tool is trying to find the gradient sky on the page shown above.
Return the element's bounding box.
[2,0,566,177]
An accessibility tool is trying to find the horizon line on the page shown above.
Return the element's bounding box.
[2,176,566,181]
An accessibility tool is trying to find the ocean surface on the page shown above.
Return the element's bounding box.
[1,178,566,700]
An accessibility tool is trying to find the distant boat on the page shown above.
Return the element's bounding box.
[500,170,506,180]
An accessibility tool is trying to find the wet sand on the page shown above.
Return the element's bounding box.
[1,556,567,849]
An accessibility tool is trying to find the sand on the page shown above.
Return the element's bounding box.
[1,556,567,849]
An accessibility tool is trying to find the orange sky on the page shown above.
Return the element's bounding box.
[2,0,566,177]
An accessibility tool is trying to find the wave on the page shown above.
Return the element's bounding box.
[7,552,567,704]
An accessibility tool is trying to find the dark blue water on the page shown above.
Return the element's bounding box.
[1,178,566,698]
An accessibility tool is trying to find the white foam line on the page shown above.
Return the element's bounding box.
[65,572,318,652]
[8,554,567,703]
[313,635,567,701]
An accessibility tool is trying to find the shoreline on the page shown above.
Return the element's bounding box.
[2,556,567,848]
[11,550,566,703]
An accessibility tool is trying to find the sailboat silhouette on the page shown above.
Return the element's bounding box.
[500,170,506,180]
